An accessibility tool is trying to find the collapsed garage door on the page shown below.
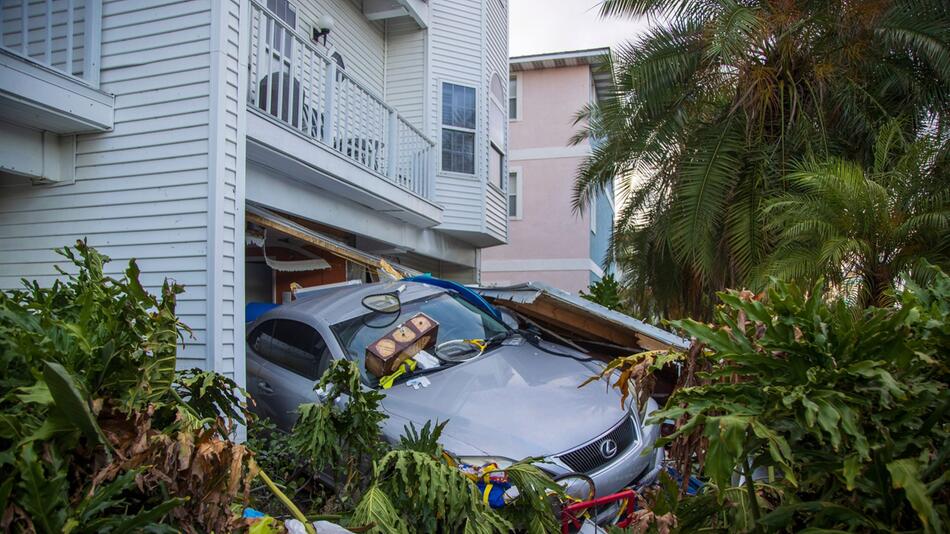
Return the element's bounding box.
[245,203,418,304]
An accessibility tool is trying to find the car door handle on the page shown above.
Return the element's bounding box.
[258,381,274,394]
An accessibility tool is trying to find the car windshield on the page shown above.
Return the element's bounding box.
[331,291,508,386]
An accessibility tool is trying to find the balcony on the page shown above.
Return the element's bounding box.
[246,1,440,227]
[0,0,113,134]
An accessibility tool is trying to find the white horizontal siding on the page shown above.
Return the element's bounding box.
[385,17,424,129]
[483,0,508,242]
[293,0,385,96]
[0,0,216,372]
[429,0,485,233]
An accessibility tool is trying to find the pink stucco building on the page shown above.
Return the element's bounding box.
[481,48,615,294]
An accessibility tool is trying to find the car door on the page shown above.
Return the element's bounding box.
[246,319,276,420]
[255,319,331,430]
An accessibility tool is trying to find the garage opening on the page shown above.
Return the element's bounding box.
[244,204,418,312]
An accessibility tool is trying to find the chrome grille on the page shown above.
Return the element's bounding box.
[557,417,636,473]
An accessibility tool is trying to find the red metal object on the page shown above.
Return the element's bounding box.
[560,488,638,533]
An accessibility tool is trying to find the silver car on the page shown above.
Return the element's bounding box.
[246,280,663,501]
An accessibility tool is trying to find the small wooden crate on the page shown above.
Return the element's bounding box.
[365,313,439,378]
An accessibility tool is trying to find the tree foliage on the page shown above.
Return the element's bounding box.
[576,0,950,319]
[763,121,949,306]
[587,267,949,532]
[580,273,625,311]
[0,241,255,532]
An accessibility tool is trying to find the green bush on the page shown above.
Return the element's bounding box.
[0,242,254,533]
[591,268,949,532]
[274,359,563,533]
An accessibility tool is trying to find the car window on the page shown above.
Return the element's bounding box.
[248,319,276,355]
[259,319,328,381]
[331,293,507,384]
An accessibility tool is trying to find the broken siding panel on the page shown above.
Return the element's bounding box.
[293,0,385,95]
[429,0,484,232]
[0,0,214,370]
[384,17,425,129]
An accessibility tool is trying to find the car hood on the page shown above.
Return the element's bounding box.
[379,341,630,459]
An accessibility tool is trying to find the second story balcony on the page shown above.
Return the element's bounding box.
[246,1,440,227]
[0,0,113,134]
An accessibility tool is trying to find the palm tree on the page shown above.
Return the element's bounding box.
[763,122,949,307]
[574,0,950,319]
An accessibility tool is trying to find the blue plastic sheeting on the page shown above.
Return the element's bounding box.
[246,302,279,323]
[404,275,504,322]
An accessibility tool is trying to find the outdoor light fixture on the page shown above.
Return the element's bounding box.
[312,14,334,45]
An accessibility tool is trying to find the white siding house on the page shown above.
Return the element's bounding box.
[0,0,509,386]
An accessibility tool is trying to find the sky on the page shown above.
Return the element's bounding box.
[509,0,651,57]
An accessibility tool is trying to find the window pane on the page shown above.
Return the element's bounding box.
[509,76,517,118]
[442,129,475,174]
[508,172,518,216]
[265,320,321,380]
[249,320,276,355]
[490,146,503,188]
[442,83,476,129]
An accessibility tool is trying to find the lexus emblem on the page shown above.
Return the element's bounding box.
[599,438,618,459]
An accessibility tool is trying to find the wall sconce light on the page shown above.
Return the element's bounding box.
[312,14,334,46]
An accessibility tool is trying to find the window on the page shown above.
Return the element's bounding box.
[248,319,276,356]
[258,319,329,380]
[267,0,297,27]
[508,167,522,219]
[489,145,504,189]
[509,74,521,120]
[590,192,598,234]
[265,0,296,55]
[441,83,476,174]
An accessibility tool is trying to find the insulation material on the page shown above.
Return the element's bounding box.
[263,255,331,272]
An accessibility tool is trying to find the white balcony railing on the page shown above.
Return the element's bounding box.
[248,1,435,199]
[0,0,101,87]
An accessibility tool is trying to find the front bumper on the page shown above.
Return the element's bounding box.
[542,410,664,498]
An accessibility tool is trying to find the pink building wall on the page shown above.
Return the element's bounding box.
[481,64,595,294]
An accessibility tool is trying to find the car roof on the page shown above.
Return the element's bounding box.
[254,280,445,328]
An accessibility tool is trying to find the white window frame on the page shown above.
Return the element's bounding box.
[440,81,478,176]
[590,192,597,234]
[509,72,523,121]
[508,166,523,220]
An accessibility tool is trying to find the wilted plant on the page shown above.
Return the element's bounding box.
[0,241,255,532]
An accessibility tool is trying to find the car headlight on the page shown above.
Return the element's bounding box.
[455,456,515,469]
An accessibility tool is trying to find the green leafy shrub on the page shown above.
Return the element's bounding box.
[580,273,624,311]
[0,242,254,532]
[277,359,564,532]
[590,269,949,532]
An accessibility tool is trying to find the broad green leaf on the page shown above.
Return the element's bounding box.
[42,360,112,454]
[16,381,53,405]
[887,458,941,532]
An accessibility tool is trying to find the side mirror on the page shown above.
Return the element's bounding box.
[362,293,401,314]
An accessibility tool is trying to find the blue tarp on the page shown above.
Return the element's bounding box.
[405,275,504,322]
[246,302,279,323]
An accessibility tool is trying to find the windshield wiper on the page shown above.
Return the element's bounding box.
[483,330,515,351]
